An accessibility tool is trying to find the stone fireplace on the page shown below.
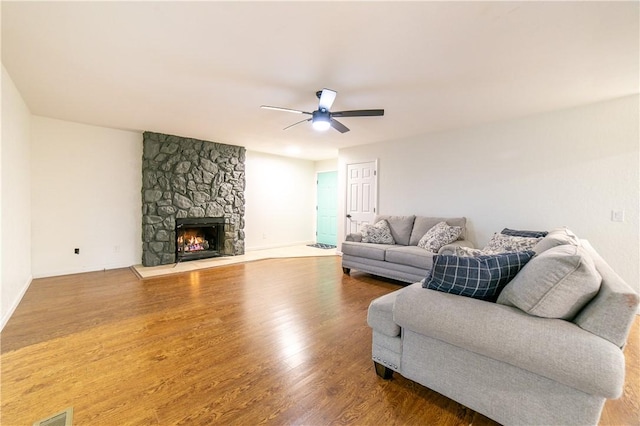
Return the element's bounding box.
[141,131,245,267]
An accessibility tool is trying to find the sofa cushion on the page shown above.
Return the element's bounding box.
[417,221,463,253]
[361,220,395,244]
[409,216,466,246]
[533,227,579,254]
[497,245,602,320]
[501,228,548,238]
[385,246,435,270]
[424,251,535,301]
[483,233,542,254]
[341,241,392,261]
[374,215,415,245]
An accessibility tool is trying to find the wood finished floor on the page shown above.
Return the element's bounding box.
[1,256,638,425]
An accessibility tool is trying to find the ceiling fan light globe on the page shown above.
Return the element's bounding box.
[312,120,331,131]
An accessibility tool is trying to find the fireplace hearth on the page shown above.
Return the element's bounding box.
[176,217,226,262]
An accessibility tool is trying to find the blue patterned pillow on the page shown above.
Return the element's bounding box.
[423,251,536,301]
[501,228,548,238]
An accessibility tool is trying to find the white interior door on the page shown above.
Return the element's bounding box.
[346,161,377,235]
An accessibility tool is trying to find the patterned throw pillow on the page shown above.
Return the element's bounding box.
[423,251,535,301]
[417,221,463,253]
[483,233,541,254]
[501,228,549,238]
[361,220,395,244]
[454,246,486,257]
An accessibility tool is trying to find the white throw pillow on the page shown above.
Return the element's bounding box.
[361,220,395,244]
[483,233,541,254]
[454,246,486,257]
[418,221,462,253]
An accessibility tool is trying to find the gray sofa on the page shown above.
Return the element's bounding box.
[341,215,473,283]
[367,235,639,425]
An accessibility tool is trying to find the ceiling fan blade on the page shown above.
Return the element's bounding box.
[318,88,337,110]
[261,105,311,115]
[330,118,350,133]
[331,109,384,117]
[283,118,312,130]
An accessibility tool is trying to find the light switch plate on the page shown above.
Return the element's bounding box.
[611,210,625,222]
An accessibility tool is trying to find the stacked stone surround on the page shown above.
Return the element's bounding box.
[141,131,245,266]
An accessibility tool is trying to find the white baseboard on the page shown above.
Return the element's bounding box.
[0,275,32,332]
[31,260,135,279]
[246,240,315,252]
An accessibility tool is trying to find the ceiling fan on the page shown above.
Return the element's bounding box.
[261,88,384,133]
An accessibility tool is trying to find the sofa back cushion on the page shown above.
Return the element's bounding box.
[374,215,415,246]
[497,245,602,320]
[409,217,466,246]
[533,226,579,254]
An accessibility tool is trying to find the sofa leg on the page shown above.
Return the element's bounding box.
[342,267,351,275]
[374,362,393,380]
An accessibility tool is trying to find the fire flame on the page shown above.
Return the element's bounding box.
[178,233,209,252]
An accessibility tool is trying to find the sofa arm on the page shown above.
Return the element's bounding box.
[367,291,402,337]
[438,240,474,255]
[393,283,625,398]
[346,233,362,242]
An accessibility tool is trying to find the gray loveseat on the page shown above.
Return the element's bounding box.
[367,233,639,425]
[341,215,473,283]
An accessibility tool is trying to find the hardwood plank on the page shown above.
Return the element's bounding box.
[1,257,637,425]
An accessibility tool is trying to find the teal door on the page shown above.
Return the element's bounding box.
[316,171,338,246]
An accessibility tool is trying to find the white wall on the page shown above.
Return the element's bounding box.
[244,150,316,250]
[339,95,639,291]
[1,65,33,329]
[31,117,142,277]
[315,158,338,173]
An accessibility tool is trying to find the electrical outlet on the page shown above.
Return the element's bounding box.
[611,210,625,222]
[74,248,80,254]
[114,245,120,253]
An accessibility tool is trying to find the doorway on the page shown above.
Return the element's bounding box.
[316,171,338,246]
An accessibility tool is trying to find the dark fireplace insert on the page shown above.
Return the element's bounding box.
[176,217,226,262]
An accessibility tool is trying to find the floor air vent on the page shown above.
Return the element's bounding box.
[33,407,73,426]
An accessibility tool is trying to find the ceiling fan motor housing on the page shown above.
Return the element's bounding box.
[313,109,330,121]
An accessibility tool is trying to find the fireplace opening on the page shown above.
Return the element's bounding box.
[176,217,226,262]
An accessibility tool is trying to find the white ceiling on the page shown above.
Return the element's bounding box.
[2,1,638,161]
